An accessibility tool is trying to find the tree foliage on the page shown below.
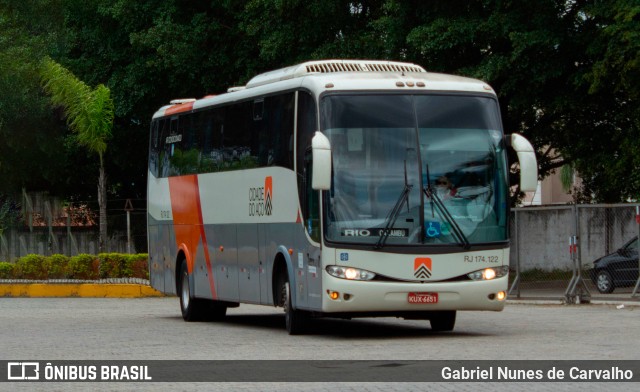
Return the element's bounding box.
[0,1,81,196]
[40,58,113,162]
[0,0,639,203]
[39,57,113,250]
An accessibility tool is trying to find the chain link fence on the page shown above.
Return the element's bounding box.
[510,204,640,302]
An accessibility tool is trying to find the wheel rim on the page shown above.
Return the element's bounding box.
[597,273,610,292]
[181,271,190,309]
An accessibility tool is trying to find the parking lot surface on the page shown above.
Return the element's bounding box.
[1,297,637,391]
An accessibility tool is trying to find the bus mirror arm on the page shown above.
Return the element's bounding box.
[506,133,538,192]
[311,131,332,190]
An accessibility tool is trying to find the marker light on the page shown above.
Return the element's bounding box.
[467,266,509,281]
[496,291,506,300]
[326,266,376,281]
[327,290,340,300]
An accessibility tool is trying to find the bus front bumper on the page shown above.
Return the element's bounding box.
[321,273,508,313]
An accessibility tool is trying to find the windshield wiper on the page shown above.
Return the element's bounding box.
[424,167,470,249]
[375,161,412,250]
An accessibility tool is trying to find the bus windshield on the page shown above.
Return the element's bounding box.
[322,94,509,247]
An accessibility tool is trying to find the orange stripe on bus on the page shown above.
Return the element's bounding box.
[164,101,194,116]
[168,175,217,299]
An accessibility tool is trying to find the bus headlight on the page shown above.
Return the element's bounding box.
[326,266,376,281]
[467,266,509,281]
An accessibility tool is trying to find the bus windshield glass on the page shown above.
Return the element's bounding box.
[321,94,508,247]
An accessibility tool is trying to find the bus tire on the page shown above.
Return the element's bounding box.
[429,311,456,332]
[282,277,307,335]
[179,262,227,321]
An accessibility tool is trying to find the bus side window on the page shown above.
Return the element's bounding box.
[223,101,255,170]
[256,93,294,169]
[254,98,270,167]
[149,121,160,177]
[170,113,199,176]
[270,93,294,169]
[199,107,224,173]
[157,119,170,178]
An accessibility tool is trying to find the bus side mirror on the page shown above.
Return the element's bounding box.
[508,133,538,192]
[311,131,332,190]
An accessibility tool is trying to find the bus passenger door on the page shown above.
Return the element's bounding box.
[295,229,321,310]
[237,225,261,303]
[303,152,322,310]
[214,225,239,302]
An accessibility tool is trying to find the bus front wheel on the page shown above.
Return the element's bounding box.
[429,311,456,332]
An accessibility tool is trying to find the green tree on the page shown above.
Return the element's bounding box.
[380,0,639,202]
[2,0,640,204]
[56,0,251,201]
[40,58,114,251]
[577,0,640,201]
[0,2,82,197]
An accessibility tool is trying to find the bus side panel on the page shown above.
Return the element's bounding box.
[263,223,296,306]
[237,224,261,303]
[258,223,269,304]
[212,224,239,302]
[162,223,178,295]
[148,172,178,295]
[195,168,301,305]
[192,233,212,300]
[147,222,164,293]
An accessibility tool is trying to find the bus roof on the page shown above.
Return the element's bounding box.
[152,60,495,119]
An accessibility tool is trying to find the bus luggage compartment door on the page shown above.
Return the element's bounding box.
[214,225,239,302]
[237,224,261,303]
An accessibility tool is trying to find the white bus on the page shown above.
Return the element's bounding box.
[147,60,537,334]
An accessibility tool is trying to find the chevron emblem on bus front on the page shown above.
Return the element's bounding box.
[414,258,432,279]
[414,265,431,279]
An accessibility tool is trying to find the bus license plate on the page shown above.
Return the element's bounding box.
[408,292,438,304]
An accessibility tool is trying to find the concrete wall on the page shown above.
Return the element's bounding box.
[510,205,639,271]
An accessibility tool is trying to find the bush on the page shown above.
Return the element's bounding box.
[2,253,148,280]
[125,254,149,279]
[68,254,99,280]
[15,254,48,279]
[98,253,128,279]
[46,254,70,279]
[0,262,14,278]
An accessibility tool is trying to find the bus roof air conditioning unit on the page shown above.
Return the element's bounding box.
[245,60,427,88]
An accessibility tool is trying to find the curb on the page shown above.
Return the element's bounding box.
[0,283,164,298]
[508,299,640,307]
[1,283,636,303]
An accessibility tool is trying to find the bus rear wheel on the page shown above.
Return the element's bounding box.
[179,262,227,321]
[429,311,456,332]
[281,278,307,335]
